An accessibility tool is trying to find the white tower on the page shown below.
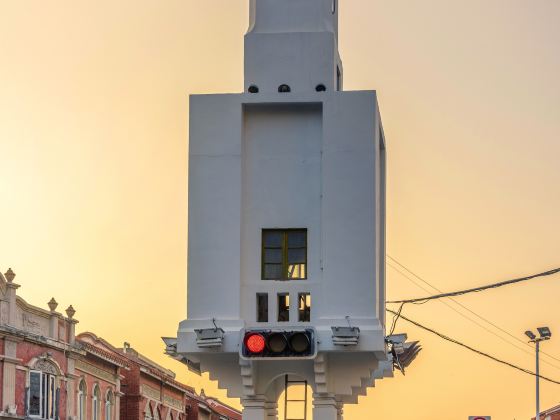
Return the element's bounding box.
[166,1,392,419]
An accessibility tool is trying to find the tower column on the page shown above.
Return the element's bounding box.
[242,396,267,420]
[312,394,338,420]
[264,401,278,420]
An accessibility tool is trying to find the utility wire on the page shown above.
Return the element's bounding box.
[386,257,560,368]
[386,308,560,386]
[387,263,560,371]
[386,264,560,304]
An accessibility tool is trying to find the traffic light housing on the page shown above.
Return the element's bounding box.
[241,329,315,359]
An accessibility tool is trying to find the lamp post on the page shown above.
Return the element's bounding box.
[525,327,552,420]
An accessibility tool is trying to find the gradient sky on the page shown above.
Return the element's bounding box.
[1,1,560,419]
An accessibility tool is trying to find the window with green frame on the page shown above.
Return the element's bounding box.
[262,229,307,280]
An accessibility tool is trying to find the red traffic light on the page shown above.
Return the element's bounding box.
[242,329,315,358]
[245,333,266,354]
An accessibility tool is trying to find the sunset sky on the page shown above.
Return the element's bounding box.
[1,1,560,419]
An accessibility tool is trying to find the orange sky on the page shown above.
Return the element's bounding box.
[1,1,560,419]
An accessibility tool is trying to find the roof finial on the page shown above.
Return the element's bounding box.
[5,268,15,283]
[48,298,58,312]
[65,305,76,319]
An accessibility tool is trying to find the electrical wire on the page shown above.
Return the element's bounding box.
[386,258,560,369]
[386,263,560,305]
[386,308,560,386]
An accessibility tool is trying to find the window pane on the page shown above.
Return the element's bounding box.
[287,231,306,247]
[42,374,47,418]
[278,294,289,322]
[257,294,268,322]
[264,248,282,264]
[286,401,306,420]
[29,372,41,416]
[298,293,311,322]
[287,264,306,279]
[263,231,283,247]
[49,375,55,419]
[264,264,282,279]
[287,248,305,264]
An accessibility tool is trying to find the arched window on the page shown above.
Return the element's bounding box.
[144,403,154,420]
[105,390,113,420]
[28,359,59,420]
[78,380,87,420]
[92,385,101,420]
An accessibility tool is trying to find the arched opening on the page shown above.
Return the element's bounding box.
[78,380,87,420]
[144,402,154,420]
[28,359,60,419]
[263,374,313,420]
[92,385,101,420]
[105,389,114,420]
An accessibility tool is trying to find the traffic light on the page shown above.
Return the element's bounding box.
[241,329,315,359]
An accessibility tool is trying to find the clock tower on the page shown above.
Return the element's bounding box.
[166,2,393,419]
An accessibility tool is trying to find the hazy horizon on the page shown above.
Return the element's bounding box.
[1,1,560,419]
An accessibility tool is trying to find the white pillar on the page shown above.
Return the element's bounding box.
[2,338,18,413]
[312,394,338,420]
[5,281,20,327]
[242,396,267,420]
[264,401,278,420]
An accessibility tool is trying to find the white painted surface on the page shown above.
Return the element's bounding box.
[245,0,342,93]
[174,1,391,417]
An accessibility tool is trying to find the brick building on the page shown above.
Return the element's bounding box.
[0,268,239,420]
[534,404,560,420]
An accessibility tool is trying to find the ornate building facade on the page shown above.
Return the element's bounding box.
[0,268,239,420]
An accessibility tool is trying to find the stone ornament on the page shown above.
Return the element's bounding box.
[66,305,76,319]
[5,268,15,283]
[48,298,58,312]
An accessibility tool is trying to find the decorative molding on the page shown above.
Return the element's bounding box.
[314,353,328,394]
[75,360,116,384]
[34,359,58,375]
[141,384,161,401]
[0,355,21,364]
[239,359,256,397]
[163,395,184,411]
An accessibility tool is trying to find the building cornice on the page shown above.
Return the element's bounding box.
[0,325,84,355]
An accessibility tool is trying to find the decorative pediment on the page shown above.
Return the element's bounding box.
[31,354,62,375]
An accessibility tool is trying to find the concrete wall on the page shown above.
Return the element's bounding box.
[245,0,341,94]
[241,103,322,326]
[185,90,384,335]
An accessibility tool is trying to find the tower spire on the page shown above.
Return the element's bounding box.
[244,0,343,94]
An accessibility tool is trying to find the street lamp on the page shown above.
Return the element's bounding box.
[525,327,552,420]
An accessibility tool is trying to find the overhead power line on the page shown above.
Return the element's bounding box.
[386,308,560,386]
[386,265,560,304]
[386,256,560,368]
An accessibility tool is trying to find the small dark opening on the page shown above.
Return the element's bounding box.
[257,293,268,322]
[278,84,291,93]
[248,85,259,93]
[315,84,326,92]
[336,67,341,91]
[278,294,289,322]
